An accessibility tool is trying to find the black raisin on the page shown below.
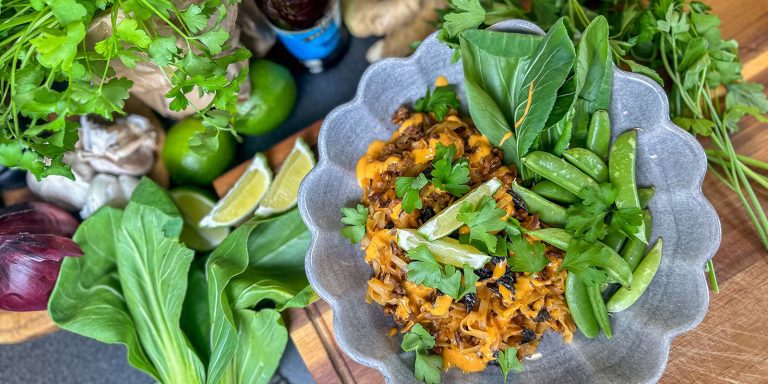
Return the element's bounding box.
[462,293,478,312]
[435,289,444,296]
[534,308,550,322]
[384,221,394,229]
[420,206,435,222]
[520,328,536,344]
[498,269,516,292]
[473,267,493,281]
[423,165,435,178]
[487,282,501,297]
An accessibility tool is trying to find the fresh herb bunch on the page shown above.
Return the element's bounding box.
[0,0,249,179]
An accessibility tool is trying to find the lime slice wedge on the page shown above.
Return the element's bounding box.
[254,138,315,218]
[170,187,230,251]
[397,229,491,269]
[418,178,502,241]
[200,153,272,228]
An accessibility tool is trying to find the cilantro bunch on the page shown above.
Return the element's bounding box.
[0,0,249,179]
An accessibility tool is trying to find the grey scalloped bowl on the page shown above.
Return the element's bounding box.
[298,20,721,384]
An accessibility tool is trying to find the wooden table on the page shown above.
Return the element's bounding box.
[662,1,768,383]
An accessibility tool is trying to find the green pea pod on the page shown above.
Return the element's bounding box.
[511,182,566,227]
[563,148,609,183]
[587,282,612,339]
[586,110,611,161]
[532,180,580,204]
[609,130,647,244]
[638,187,655,209]
[522,151,600,198]
[602,229,626,253]
[566,273,599,339]
[528,228,633,287]
[607,238,663,312]
[621,210,653,271]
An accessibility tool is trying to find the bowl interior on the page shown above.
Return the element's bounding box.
[300,20,719,384]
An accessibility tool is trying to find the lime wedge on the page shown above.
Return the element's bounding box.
[170,187,230,251]
[254,138,315,218]
[200,153,272,228]
[397,229,491,269]
[418,178,502,241]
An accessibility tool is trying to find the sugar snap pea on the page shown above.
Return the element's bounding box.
[586,110,611,161]
[566,273,599,339]
[522,151,600,198]
[602,230,626,253]
[587,282,612,339]
[621,210,653,271]
[608,130,647,244]
[511,182,566,227]
[607,238,664,312]
[638,187,655,209]
[528,228,633,287]
[563,148,609,183]
[532,180,580,204]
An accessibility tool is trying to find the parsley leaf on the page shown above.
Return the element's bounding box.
[560,239,610,285]
[566,183,615,242]
[415,352,443,384]
[431,143,470,197]
[401,323,435,352]
[497,348,524,383]
[400,324,443,384]
[609,207,644,239]
[395,173,429,214]
[458,265,479,299]
[457,195,506,252]
[340,204,368,243]
[406,246,475,299]
[414,85,461,121]
[507,235,548,273]
[442,0,485,38]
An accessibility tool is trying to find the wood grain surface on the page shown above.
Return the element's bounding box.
[662,1,768,383]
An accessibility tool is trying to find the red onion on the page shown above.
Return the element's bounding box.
[0,203,82,311]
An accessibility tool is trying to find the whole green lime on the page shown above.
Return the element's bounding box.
[162,118,235,185]
[234,59,297,135]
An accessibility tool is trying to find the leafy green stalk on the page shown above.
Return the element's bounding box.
[0,0,249,179]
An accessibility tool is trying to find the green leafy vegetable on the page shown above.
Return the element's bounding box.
[49,179,205,384]
[457,195,506,252]
[497,347,524,383]
[50,179,314,384]
[1,1,249,179]
[415,353,443,384]
[507,235,548,273]
[565,183,615,242]
[401,324,443,384]
[396,173,430,213]
[405,245,476,299]
[431,143,471,196]
[401,323,436,352]
[341,204,369,243]
[560,239,610,285]
[460,19,575,177]
[414,85,462,121]
[207,208,315,384]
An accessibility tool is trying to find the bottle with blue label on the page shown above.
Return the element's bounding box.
[257,0,347,74]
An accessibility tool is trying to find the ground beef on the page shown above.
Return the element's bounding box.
[391,105,412,125]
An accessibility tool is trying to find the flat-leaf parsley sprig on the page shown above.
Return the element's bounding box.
[0,0,249,179]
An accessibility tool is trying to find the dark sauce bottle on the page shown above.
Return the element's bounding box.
[256,0,348,73]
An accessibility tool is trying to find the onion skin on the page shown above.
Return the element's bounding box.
[0,203,82,312]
